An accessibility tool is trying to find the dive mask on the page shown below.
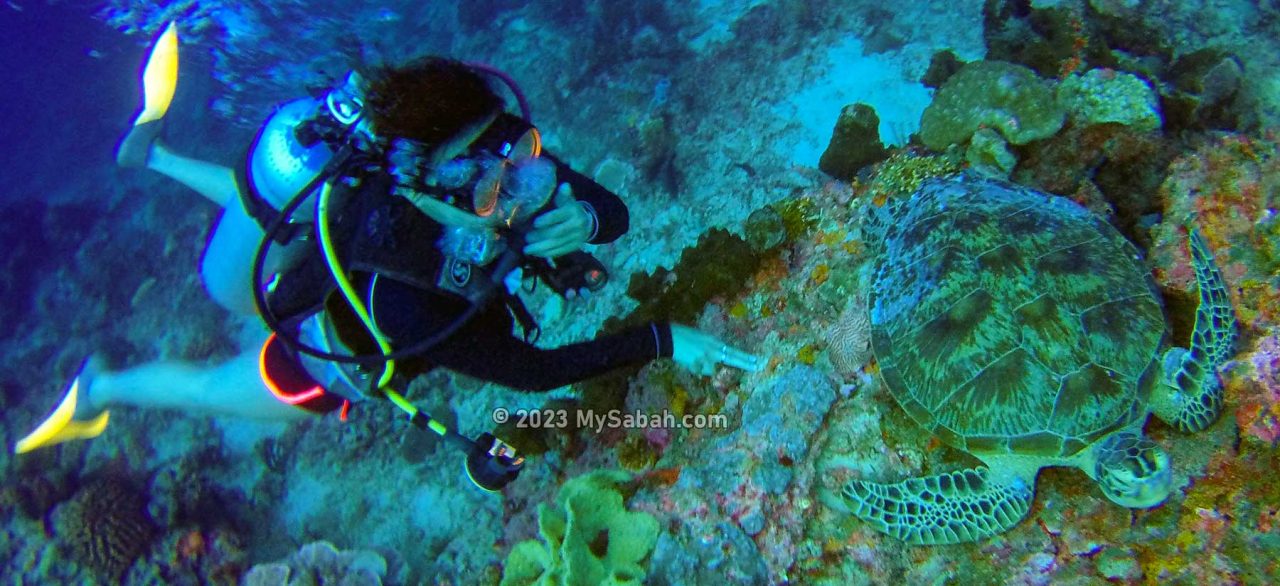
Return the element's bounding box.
[472,155,556,226]
[325,71,365,126]
[437,145,556,265]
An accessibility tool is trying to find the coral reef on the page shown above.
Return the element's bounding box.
[632,112,684,197]
[1148,134,1280,328]
[921,49,965,88]
[1231,329,1280,446]
[52,476,156,580]
[918,61,1065,151]
[826,297,873,377]
[500,470,660,586]
[0,468,73,523]
[861,149,963,203]
[743,205,788,253]
[13,1,1277,585]
[1013,121,1174,243]
[241,541,392,586]
[772,196,823,244]
[1139,439,1280,582]
[646,518,768,585]
[147,526,247,585]
[984,2,1106,79]
[614,433,660,471]
[636,366,840,583]
[1056,67,1162,131]
[981,0,1263,134]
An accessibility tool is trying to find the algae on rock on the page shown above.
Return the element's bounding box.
[819,103,889,181]
[609,228,763,331]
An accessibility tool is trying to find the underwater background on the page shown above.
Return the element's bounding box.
[2,0,1280,584]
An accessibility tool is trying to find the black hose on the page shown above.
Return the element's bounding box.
[250,149,500,366]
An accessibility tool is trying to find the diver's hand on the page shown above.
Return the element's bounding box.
[670,324,762,376]
[524,184,593,258]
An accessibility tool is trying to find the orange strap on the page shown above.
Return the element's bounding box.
[528,127,542,158]
[259,333,326,405]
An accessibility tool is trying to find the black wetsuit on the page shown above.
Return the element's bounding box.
[265,114,673,393]
[374,279,673,392]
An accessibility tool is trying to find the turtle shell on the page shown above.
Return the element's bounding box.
[866,176,1166,459]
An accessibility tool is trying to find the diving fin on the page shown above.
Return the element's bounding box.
[117,21,178,168]
[136,21,179,125]
[13,364,110,454]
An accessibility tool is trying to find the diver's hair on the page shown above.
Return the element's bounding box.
[362,57,503,146]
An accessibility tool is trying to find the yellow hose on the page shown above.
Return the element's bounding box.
[316,182,395,389]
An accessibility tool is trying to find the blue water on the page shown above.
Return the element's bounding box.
[0,2,134,203]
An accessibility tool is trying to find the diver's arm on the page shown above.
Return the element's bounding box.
[430,321,674,392]
[542,153,629,244]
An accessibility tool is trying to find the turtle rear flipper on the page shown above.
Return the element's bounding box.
[1155,229,1237,433]
[840,466,1034,545]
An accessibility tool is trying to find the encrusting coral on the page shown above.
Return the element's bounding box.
[918,60,1065,151]
[1148,134,1280,327]
[1056,67,1162,131]
[240,541,390,586]
[964,127,1018,177]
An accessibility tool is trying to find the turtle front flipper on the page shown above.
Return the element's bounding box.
[840,466,1034,545]
[1154,228,1237,433]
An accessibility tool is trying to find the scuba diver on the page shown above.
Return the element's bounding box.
[14,23,759,490]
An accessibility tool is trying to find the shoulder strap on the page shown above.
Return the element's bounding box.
[235,144,313,244]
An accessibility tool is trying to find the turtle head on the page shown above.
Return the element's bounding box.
[1093,432,1172,508]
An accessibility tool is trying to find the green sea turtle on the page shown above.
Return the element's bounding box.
[840,175,1236,545]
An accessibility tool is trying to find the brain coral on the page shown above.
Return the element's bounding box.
[54,476,156,579]
[828,297,873,376]
[919,60,1065,151]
